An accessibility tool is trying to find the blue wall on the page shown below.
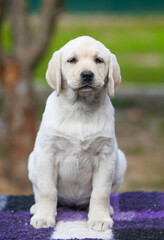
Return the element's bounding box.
[28,0,164,13]
[64,0,164,13]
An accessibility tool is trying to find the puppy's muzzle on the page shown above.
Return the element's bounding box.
[80,71,94,86]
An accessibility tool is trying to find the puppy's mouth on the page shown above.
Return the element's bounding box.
[78,84,95,91]
[74,85,98,96]
[74,84,97,96]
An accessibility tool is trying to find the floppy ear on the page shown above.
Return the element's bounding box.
[107,53,121,99]
[46,50,61,96]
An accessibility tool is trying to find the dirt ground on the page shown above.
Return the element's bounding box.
[0,88,164,195]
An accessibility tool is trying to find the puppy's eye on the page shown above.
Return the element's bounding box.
[67,58,77,63]
[95,57,104,64]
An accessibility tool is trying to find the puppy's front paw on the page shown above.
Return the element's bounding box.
[30,213,55,228]
[87,216,114,232]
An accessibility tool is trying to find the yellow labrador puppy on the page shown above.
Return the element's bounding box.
[28,36,127,231]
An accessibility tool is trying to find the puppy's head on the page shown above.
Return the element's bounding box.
[46,36,121,98]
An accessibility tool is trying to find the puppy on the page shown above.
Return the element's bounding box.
[28,36,127,232]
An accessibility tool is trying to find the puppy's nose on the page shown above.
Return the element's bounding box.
[80,71,94,83]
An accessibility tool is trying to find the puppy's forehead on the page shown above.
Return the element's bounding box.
[61,36,109,59]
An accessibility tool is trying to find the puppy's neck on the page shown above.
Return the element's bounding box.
[59,87,108,112]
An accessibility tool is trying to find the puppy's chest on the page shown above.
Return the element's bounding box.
[54,136,99,167]
[53,135,110,179]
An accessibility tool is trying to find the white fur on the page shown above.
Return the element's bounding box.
[28,36,127,231]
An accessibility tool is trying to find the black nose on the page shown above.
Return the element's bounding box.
[80,71,94,83]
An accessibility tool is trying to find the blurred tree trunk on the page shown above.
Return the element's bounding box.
[1,60,36,182]
[0,0,63,184]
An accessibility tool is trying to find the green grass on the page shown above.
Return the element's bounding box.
[1,23,13,52]
[121,65,164,83]
[2,15,164,86]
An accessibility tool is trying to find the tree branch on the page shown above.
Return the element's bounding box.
[27,0,63,68]
[9,0,29,60]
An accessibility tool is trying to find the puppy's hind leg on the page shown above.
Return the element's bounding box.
[111,149,127,194]
[30,185,39,215]
[28,152,38,215]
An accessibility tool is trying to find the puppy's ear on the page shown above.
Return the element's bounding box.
[46,50,61,96]
[107,53,121,99]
